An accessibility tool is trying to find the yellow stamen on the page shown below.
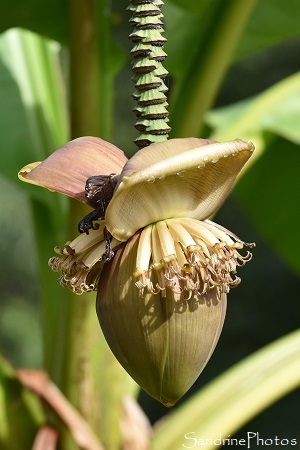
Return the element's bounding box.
[134,217,254,300]
[167,220,197,248]
[134,225,153,276]
[64,223,105,254]
[156,221,176,260]
[48,221,121,294]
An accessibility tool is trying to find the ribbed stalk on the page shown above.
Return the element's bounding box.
[128,0,170,147]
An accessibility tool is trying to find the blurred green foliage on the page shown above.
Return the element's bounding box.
[0,177,41,368]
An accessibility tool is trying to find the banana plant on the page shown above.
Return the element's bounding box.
[0,0,300,449]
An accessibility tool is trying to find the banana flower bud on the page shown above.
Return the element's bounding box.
[19,136,255,405]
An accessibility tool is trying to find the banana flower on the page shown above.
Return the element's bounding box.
[19,136,255,406]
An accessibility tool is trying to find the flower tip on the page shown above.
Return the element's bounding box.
[18,162,42,184]
[158,382,194,407]
[162,398,177,408]
[248,140,255,151]
[234,138,255,152]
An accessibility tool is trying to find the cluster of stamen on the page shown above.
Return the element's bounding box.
[134,218,255,300]
[49,222,110,294]
[48,214,254,299]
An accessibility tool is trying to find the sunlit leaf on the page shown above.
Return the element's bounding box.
[0,28,69,214]
[152,329,300,450]
[0,34,36,182]
[206,72,300,145]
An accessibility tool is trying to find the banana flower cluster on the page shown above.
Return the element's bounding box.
[19,136,255,406]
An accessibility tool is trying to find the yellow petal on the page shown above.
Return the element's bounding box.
[106,138,254,241]
[18,137,128,202]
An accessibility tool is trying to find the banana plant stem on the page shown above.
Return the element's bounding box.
[69,0,102,138]
[58,2,104,448]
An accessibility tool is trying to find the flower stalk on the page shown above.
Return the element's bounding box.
[128,0,171,147]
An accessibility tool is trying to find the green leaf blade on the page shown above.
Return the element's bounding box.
[151,330,300,450]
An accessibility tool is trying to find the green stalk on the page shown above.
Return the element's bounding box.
[31,198,68,385]
[69,0,102,138]
[69,0,115,140]
[170,0,257,138]
[60,0,108,446]
[129,0,170,147]
[59,2,136,448]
